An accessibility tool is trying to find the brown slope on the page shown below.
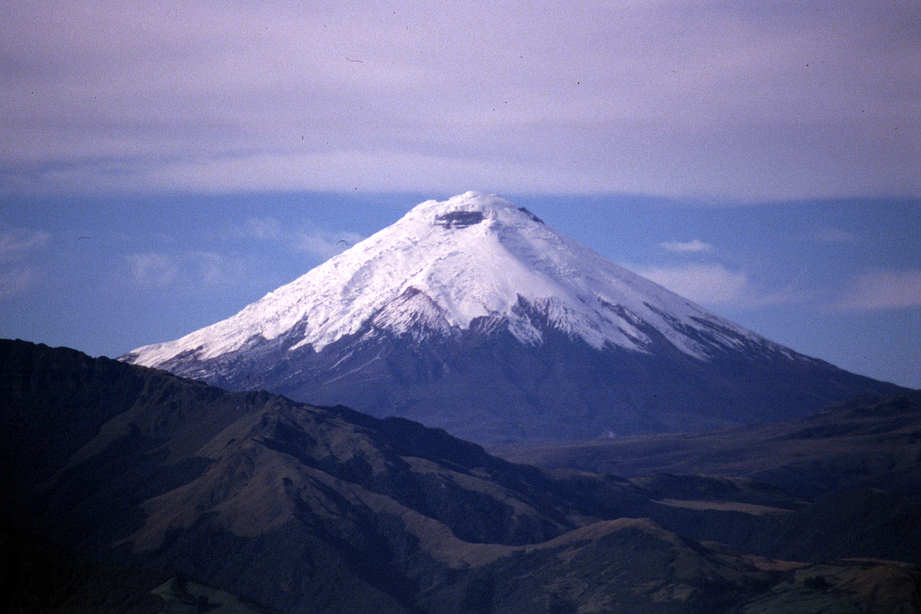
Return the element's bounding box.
[2,339,918,613]
[492,392,921,489]
[493,391,921,564]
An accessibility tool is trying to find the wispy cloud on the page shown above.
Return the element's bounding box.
[814,227,856,244]
[295,231,364,260]
[231,217,284,241]
[127,252,178,288]
[0,226,50,297]
[0,267,37,298]
[190,251,231,285]
[634,261,815,309]
[225,216,364,261]
[636,263,748,305]
[126,250,238,289]
[0,227,50,261]
[659,239,714,253]
[837,270,921,311]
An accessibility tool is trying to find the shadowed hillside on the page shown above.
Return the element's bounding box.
[3,339,919,612]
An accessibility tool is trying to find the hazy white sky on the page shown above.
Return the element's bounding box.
[3,1,919,200]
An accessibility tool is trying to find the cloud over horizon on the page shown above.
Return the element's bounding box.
[3,1,919,200]
[126,253,179,289]
[295,230,365,260]
[837,270,921,311]
[659,239,714,253]
[125,250,239,290]
[0,226,50,297]
[635,263,750,306]
[814,227,857,244]
[0,227,50,261]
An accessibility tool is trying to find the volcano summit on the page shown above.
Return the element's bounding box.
[123,192,899,442]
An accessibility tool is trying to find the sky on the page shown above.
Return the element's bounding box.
[1,2,919,388]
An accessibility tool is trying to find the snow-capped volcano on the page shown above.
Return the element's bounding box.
[123,192,900,442]
[128,192,764,364]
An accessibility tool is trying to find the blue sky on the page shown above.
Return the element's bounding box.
[2,192,919,388]
[1,2,919,388]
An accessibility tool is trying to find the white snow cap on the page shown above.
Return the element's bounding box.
[127,191,768,367]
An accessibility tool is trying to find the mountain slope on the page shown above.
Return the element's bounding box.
[122,192,902,442]
[496,391,921,564]
[4,339,920,613]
